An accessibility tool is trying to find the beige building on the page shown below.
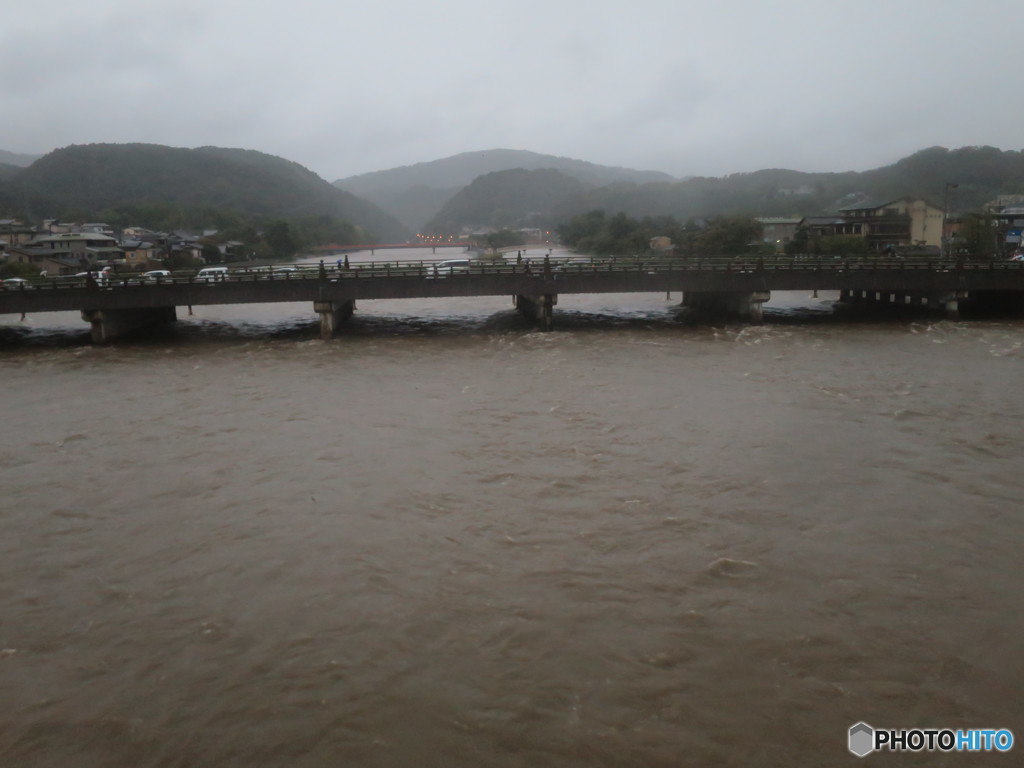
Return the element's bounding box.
[4,246,82,275]
[649,236,674,252]
[121,242,160,268]
[837,198,945,250]
[28,232,124,264]
[1,220,39,247]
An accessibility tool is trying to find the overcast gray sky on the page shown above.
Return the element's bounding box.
[3,0,1020,181]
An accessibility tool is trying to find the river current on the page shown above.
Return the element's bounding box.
[1,249,1022,766]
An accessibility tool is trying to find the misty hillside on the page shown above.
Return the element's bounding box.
[2,143,409,241]
[406,146,1024,236]
[336,145,1024,236]
[426,169,587,233]
[0,149,42,167]
[856,146,1024,210]
[0,163,21,182]
[334,149,676,231]
[3,143,1021,242]
[536,146,1024,228]
[546,168,861,224]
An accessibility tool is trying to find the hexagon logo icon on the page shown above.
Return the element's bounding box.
[849,722,875,757]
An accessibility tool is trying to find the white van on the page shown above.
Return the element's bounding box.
[427,259,472,278]
[73,266,112,285]
[195,267,229,282]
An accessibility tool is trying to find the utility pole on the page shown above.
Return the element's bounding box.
[942,183,959,257]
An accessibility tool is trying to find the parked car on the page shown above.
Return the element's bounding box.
[1,277,31,289]
[426,259,472,278]
[1008,253,1024,262]
[195,267,230,282]
[554,258,597,271]
[142,269,172,282]
[72,267,112,285]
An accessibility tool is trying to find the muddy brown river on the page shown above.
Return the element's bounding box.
[2,268,1022,766]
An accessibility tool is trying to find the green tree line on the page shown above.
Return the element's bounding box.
[558,210,765,256]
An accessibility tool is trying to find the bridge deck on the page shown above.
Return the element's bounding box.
[3,256,1024,316]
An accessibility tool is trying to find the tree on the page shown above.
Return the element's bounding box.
[558,210,607,248]
[816,235,870,255]
[691,216,763,254]
[558,210,678,256]
[955,213,1000,257]
[165,251,201,270]
[263,219,299,260]
[785,226,813,255]
[201,243,222,264]
[484,229,526,250]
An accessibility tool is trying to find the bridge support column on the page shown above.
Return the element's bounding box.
[960,290,1024,315]
[315,300,355,339]
[680,291,770,323]
[923,290,966,320]
[835,289,966,319]
[515,294,556,331]
[892,290,966,319]
[81,306,177,343]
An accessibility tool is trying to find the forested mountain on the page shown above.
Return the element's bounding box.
[0,163,21,182]
[334,149,675,231]
[546,169,860,225]
[0,143,408,241]
[425,169,587,233]
[338,145,1024,236]
[856,146,1024,211]
[0,149,42,167]
[3,143,1020,243]
[550,146,1024,225]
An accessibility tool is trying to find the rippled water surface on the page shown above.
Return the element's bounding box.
[2,283,1023,767]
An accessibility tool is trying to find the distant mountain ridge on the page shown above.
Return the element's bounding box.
[333,149,676,231]
[0,149,42,167]
[0,143,408,241]
[2,144,1021,243]
[425,146,1024,235]
[426,168,588,233]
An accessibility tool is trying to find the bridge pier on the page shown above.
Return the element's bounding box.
[836,289,965,319]
[315,300,355,339]
[515,294,556,331]
[81,306,177,343]
[680,291,770,323]
[960,289,1024,316]
[929,291,965,320]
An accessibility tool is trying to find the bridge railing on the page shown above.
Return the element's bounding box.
[4,255,1024,292]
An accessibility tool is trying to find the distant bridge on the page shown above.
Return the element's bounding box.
[313,242,476,255]
[3,255,1023,342]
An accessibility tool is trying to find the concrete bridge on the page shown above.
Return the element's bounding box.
[3,255,1023,342]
